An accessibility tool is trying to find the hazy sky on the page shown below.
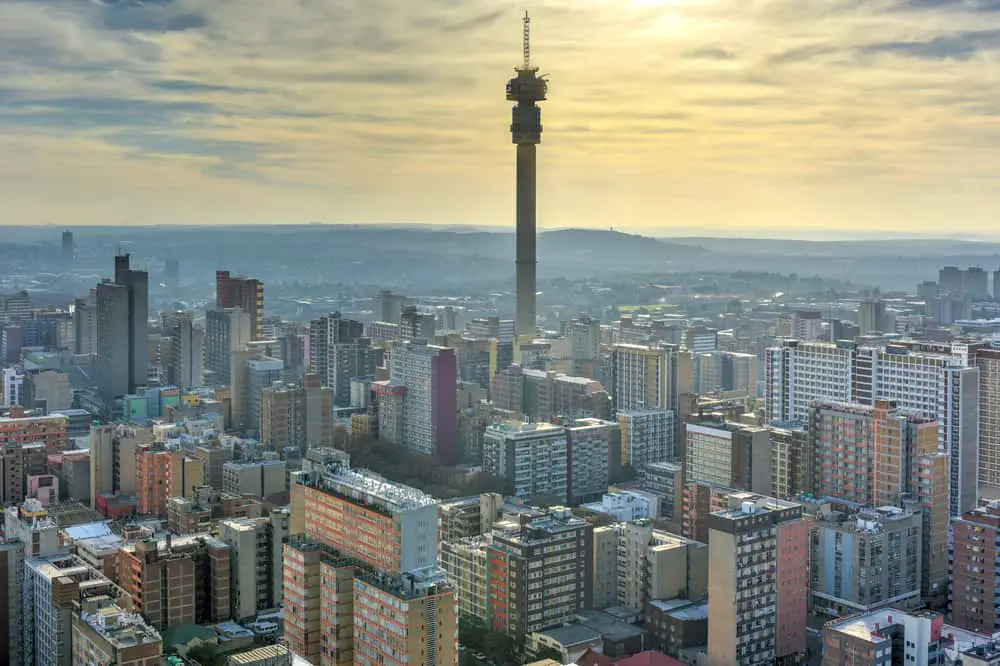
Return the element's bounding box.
[2,0,1000,236]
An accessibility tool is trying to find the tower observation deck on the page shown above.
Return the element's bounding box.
[507,12,548,339]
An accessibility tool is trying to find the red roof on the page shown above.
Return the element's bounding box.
[614,652,685,666]
[575,649,616,666]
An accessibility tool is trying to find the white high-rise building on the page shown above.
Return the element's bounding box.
[618,409,675,467]
[388,340,458,463]
[764,339,980,515]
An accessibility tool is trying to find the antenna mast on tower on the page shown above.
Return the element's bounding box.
[522,11,534,71]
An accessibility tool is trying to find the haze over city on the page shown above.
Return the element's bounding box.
[3,0,1000,235]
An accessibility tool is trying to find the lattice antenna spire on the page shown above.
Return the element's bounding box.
[522,11,531,70]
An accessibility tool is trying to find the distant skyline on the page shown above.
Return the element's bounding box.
[3,0,1000,234]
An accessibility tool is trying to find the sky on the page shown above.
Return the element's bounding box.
[2,0,1000,237]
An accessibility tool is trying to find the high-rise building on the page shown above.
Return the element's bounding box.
[260,375,334,454]
[766,340,980,516]
[483,421,568,504]
[565,418,619,504]
[808,504,922,615]
[767,425,812,500]
[218,516,287,620]
[642,461,684,522]
[61,230,73,263]
[216,271,264,341]
[205,308,251,386]
[949,500,1000,632]
[809,401,937,507]
[441,536,490,623]
[96,254,148,400]
[308,312,376,407]
[135,445,171,517]
[377,290,410,324]
[286,458,458,666]
[610,344,689,413]
[685,421,772,496]
[117,535,232,630]
[73,292,98,356]
[222,459,286,500]
[567,315,601,365]
[291,461,440,574]
[619,409,675,468]
[519,368,611,422]
[591,520,706,612]
[89,425,143,509]
[488,507,591,636]
[821,609,945,665]
[706,492,808,666]
[163,311,203,388]
[388,340,458,463]
[858,299,887,335]
[976,348,1000,489]
[399,305,436,343]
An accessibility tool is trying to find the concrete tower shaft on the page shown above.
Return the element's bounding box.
[507,12,547,339]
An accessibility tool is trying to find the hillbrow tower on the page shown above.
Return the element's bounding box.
[507,11,548,339]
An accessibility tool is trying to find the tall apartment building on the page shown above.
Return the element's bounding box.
[685,421,772,496]
[308,312,377,407]
[642,461,684,522]
[438,494,502,542]
[483,422,568,504]
[821,609,944,666]
[135,446,170,516]
[205,308,252,386]
[766,339,980,515]
[117,535,232,630]
[565,418,619,504]
[292,461,440,574]
[976,347,1000,489]
[399,305,436,343]
[222,459,286,500]
[216,271,264,341]
[71,596,162,666]
[89,425,143,508]
[260,374,334,453]
[592,520,706,612]
[488,508,592,636]
[858,299,887,336]
[163,311,203,388]
[619,409,675,468]
[809,504,922,615]
[706,492,808,666]
[286,457,458,666]
[693,351,756,396]
[73,293,98,356]
[388,340,458,463]
[767,425,812,500]
[96,254,149,400]
[441,536,490,623]
[218,516,287,620]
[949,500,1000,632]
[520,369,611,422]
[567,315,601,372]
[809,401,937,507]
[610,344,689,413]
[353,569,457,665]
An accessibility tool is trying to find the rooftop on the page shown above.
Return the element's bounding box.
[486,421,565,438]
[357,567,452,601]
[79,599,161,649]
[228,645,292,665]
[317,463,438,512]
[827,609,941,643]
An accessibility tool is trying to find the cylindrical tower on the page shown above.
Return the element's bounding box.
[506,12,547,339]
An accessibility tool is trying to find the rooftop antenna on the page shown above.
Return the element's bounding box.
[522,11,534,71]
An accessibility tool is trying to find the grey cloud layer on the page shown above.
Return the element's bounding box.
[2,0,1000,228]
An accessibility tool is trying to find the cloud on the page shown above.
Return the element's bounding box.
[3,0,1000,233]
